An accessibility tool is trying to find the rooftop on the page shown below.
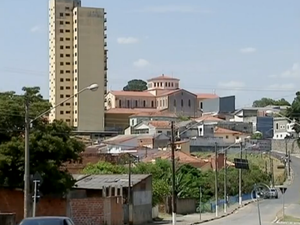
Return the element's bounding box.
[148,121,171,129]
[129,111,177,118]
[74,174,151,190]
[196,93,219,99]
[147,74,180,82]
[214,127,243,135]
[105,108,159,114]
[109,90,155,97]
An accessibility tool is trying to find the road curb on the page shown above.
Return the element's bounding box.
[190,201,255,224]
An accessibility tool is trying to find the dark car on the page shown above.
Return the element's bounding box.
[264,188,279,199]
[19,216,75,225]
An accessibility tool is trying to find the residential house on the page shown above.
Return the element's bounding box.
[273,117,296,139]
[231,107,275,138]
[202,95,236,114]
[217,121,253,134]
[176,115,224,139]
[214,127,249,144]
[102,134,170,153]
[126,121,172,136]
[105,108,159,132]
[74,174,153,225]
[172,140,191,154]
[197,93,219,111]
[129,112,177,127]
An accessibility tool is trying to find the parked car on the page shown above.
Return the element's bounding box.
[264,188,278,199]
[19,216,75,225]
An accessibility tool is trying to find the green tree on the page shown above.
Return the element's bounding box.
[251,132,263,139]
[123,79,148,91]
[252,98,290,107]
[0,87,85,195]
[286,91,300,142]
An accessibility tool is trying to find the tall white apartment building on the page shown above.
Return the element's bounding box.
[49,0,107,131]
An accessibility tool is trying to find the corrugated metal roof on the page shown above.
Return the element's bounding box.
[74,174,151,190]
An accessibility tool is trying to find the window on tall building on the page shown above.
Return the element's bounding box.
[188,100,191,107]
[60,70,64,74]
[143,100,146,107]
[60,13,63,17]
[60,94,64,98]
[151,101,154,107]
[181,99,183,107]
[135,100,138,107]
[119,100,122,107]
[59,29,63,33]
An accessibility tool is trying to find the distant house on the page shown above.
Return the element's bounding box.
[126,120,172,136]
[214,127,249,144]
[74,174,153,225]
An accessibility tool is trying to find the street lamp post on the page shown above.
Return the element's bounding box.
[23,83,99,218]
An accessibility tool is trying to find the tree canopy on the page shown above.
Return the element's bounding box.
[252,98,290,107]
[286,91,300,134]
[0,87,85,195]
[123,79,147,91]
[83,159,271,206]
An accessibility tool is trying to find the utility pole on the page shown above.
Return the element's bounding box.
[128,154,132,225]
[224,148,227,213]
[239,141,243,206]
[270,157,275,187]
[288,151,291,177]
[24,99,30,218]
[214,142,218,217]
[171,121,177,225]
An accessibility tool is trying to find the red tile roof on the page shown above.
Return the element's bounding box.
[147,74,180,82]
[214,127,242,135]
[130,111,177,117]
[148,121,171,129]
[143,150,206,168]
[105,108,159,114]
[109,91,155,97]
[197,93,219,99]
[196,115,224,122]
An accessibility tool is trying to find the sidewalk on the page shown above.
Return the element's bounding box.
[149,200,254,225]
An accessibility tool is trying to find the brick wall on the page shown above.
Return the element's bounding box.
[0,189,123,225]
[0,189,66,223]
[272,139,300,154]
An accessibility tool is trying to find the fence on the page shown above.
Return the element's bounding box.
[197,193,253,213]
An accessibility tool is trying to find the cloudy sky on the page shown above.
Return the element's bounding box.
[1,0,300,107]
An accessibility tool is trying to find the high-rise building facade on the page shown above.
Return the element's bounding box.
[49,0,107,131]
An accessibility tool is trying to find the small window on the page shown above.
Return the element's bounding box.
[60,46,64,49]
[66,111,71,114]
[59,13,63,17]
[66,86,71,90]
[60,86,64,90]
[60,37,63,41]
[60,70,64,74]
[60,111,64,114]
[60,78,64,82]
[65,13,70,16]
[66,78,71,81]
[65,29,70,33]
[59,29,63,33]
[59,21,63,25]
[66,37,70,41]
[181,99,183,107]
[66,95,70,97]
[60,94,64,98]
[60,62,64,65]
[143,100,146,107]
[66,54,70,57]
[225,136,229,139]
[65,21,70,25]
[188,99,191,107]
[66,103,71,106]
[60,54,63,57]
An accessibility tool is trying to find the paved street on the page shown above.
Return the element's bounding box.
[202,153,300,225]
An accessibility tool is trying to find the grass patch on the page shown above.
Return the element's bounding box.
[226,153,285,185]
[280,215,300,222]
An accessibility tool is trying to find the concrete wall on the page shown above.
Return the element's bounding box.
[272,139,300,154]
[217,121,253,133]
[132,176,152,225]
[0,213,16,225]
[167,90,199,117]
[203,96,235,113]
[165,198,197,214]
